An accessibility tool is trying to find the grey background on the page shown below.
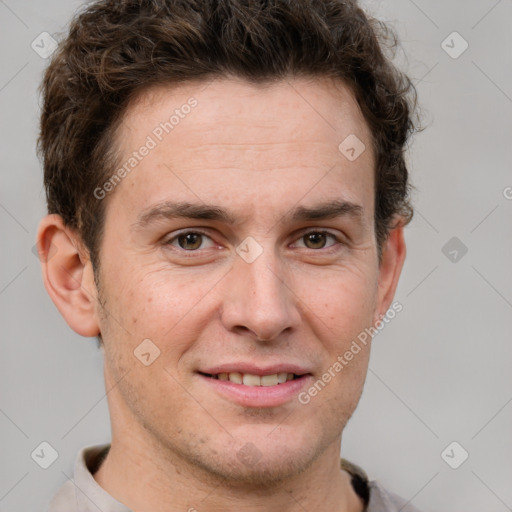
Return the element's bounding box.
[1,1,511,511]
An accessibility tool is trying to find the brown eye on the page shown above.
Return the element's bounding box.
[293,231,339,251]
[177,232,203,250]
[163,229,219,259]
[303,232,328,249]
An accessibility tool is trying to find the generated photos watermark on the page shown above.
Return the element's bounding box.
[298,301,403,405]
[93,97,198,200]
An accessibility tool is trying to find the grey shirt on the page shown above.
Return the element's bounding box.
[46,444,422,512]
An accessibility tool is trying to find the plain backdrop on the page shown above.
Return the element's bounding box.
[1,1,511,511]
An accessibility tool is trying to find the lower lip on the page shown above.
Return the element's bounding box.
[198,374,313,408]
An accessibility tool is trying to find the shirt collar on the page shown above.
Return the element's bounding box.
[73,443,131,512]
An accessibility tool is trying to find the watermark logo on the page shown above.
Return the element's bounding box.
[31,32,58,59]
[441,441,469,469]
[31,441,59,469]
[236,236,264,263]
[338,134,366,162]
[237,442,263,467]
[441,31,469,60]
[442,237,468,263]
[134,338,161,366]
[31,241,58,262]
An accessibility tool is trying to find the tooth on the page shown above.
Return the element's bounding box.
[222,372,296,386]
[261,374,279,386]
[277,372,288,384]
[242,374,261,386]
[229,372,243,384]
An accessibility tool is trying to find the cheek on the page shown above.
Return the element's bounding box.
[104,263,178,325]
[100,263,221,361]
[297,268,376,412]
[299,265,379,338]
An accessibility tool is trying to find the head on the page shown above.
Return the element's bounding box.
[37,0,418,487]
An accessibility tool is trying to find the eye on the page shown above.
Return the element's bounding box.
[163,229,342,254]
[165,231,215,251]
[293,231,340,250]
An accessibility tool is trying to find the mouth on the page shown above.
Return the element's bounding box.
[198,371,305,386]
[196,364,314,407]
[198,370,313,407]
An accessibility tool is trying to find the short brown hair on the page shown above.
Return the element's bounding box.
[38,0,419,271]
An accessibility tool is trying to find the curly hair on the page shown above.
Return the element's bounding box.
[38,0,419,271]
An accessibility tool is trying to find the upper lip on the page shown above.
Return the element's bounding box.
[199,363,312,377]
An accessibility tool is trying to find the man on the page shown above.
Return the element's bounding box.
[37,0,421,510]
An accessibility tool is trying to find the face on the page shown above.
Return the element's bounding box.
[83,77,401,484]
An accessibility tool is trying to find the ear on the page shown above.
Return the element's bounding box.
[36,214,100,337]
[374,221,406,322]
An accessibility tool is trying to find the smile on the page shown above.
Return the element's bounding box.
[200,372,300,386]
[197,371,313,408]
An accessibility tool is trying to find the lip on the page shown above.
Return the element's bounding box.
[198,372,314,408]
[199,363,312,376]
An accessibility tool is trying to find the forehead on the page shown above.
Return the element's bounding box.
[122,75,372,150]
[108,76,375,222]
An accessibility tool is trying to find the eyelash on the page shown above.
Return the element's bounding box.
[163,229,344,255]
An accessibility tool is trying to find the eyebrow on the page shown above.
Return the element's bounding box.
[284,199,363,223]
[132,199,364,231]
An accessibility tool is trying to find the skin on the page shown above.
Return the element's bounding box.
[38,76,406,512]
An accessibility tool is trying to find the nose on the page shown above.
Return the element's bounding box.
[219,247,301,342]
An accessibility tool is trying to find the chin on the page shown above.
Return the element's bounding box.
[206,449,315,488]
[185,428,326,489]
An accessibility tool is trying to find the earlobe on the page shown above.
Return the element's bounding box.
[36,214,101,337]
[375,222,407,321]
